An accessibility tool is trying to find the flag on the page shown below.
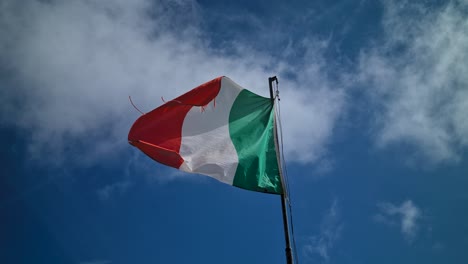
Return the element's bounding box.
[128,76,283,194]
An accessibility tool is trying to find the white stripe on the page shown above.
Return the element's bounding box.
[179,77,244,185]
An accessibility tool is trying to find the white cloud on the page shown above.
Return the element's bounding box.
[359,0,468,164]
[0,0,345,168]
[304,199,343,263]
[375,200,422,242]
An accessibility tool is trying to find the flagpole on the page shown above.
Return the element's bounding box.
[269,76,293,264]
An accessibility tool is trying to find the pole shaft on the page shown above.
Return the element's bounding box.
[269,76,293,264]
[281,194,293,264]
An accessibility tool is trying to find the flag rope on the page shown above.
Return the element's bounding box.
[129,96,145,115]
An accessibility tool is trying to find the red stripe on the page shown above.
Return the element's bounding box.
[128,77,223,169]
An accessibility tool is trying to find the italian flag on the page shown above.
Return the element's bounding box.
[128,76,283,194]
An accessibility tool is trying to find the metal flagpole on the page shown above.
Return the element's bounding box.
[269,76,293,264]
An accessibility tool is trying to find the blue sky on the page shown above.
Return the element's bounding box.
[1,0,468,263]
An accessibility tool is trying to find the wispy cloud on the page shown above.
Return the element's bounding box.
[304,199,343,263]
[375,200,422,242]
[359,0,468,164]
[97,180,132,201]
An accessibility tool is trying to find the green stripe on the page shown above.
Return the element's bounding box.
[228,89,283,194]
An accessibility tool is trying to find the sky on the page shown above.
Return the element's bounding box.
[1,0,467,263]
